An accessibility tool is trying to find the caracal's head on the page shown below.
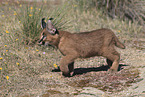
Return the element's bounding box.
[38,18,59,46]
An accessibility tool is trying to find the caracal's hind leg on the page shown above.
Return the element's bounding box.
[108,51,120,72]
[103,49,120,72]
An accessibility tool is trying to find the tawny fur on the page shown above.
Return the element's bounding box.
[39,18,125,77]
[39,28,125,77]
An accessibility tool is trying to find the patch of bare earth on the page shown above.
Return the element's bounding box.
[40,65,142,97]
[68,67,141,92]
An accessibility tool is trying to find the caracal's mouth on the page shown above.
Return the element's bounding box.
[38,36,46,45]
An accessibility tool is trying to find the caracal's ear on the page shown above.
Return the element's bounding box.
[41,18,46,29]
[47,18,56,35]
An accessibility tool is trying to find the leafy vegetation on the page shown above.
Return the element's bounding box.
[14,2,72,45]
[15,5,44,45]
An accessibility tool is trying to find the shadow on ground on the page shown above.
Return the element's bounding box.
[49,64,141,94]
[52,64,128,76]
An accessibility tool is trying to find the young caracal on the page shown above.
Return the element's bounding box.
[38,18,125,77]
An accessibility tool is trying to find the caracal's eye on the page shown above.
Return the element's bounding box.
[52,29,56,32]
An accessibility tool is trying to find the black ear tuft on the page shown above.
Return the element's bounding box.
[42,18,45,21]
[41,18,46,29]
[49,18,54,20]
[55,29,59,35]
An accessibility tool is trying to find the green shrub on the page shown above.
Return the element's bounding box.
[15,5,44,45]
[15,2,72,45]
[46,3,73,31]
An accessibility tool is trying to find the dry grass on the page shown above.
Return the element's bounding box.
[72,0,145,26]
[0,0,145,97]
